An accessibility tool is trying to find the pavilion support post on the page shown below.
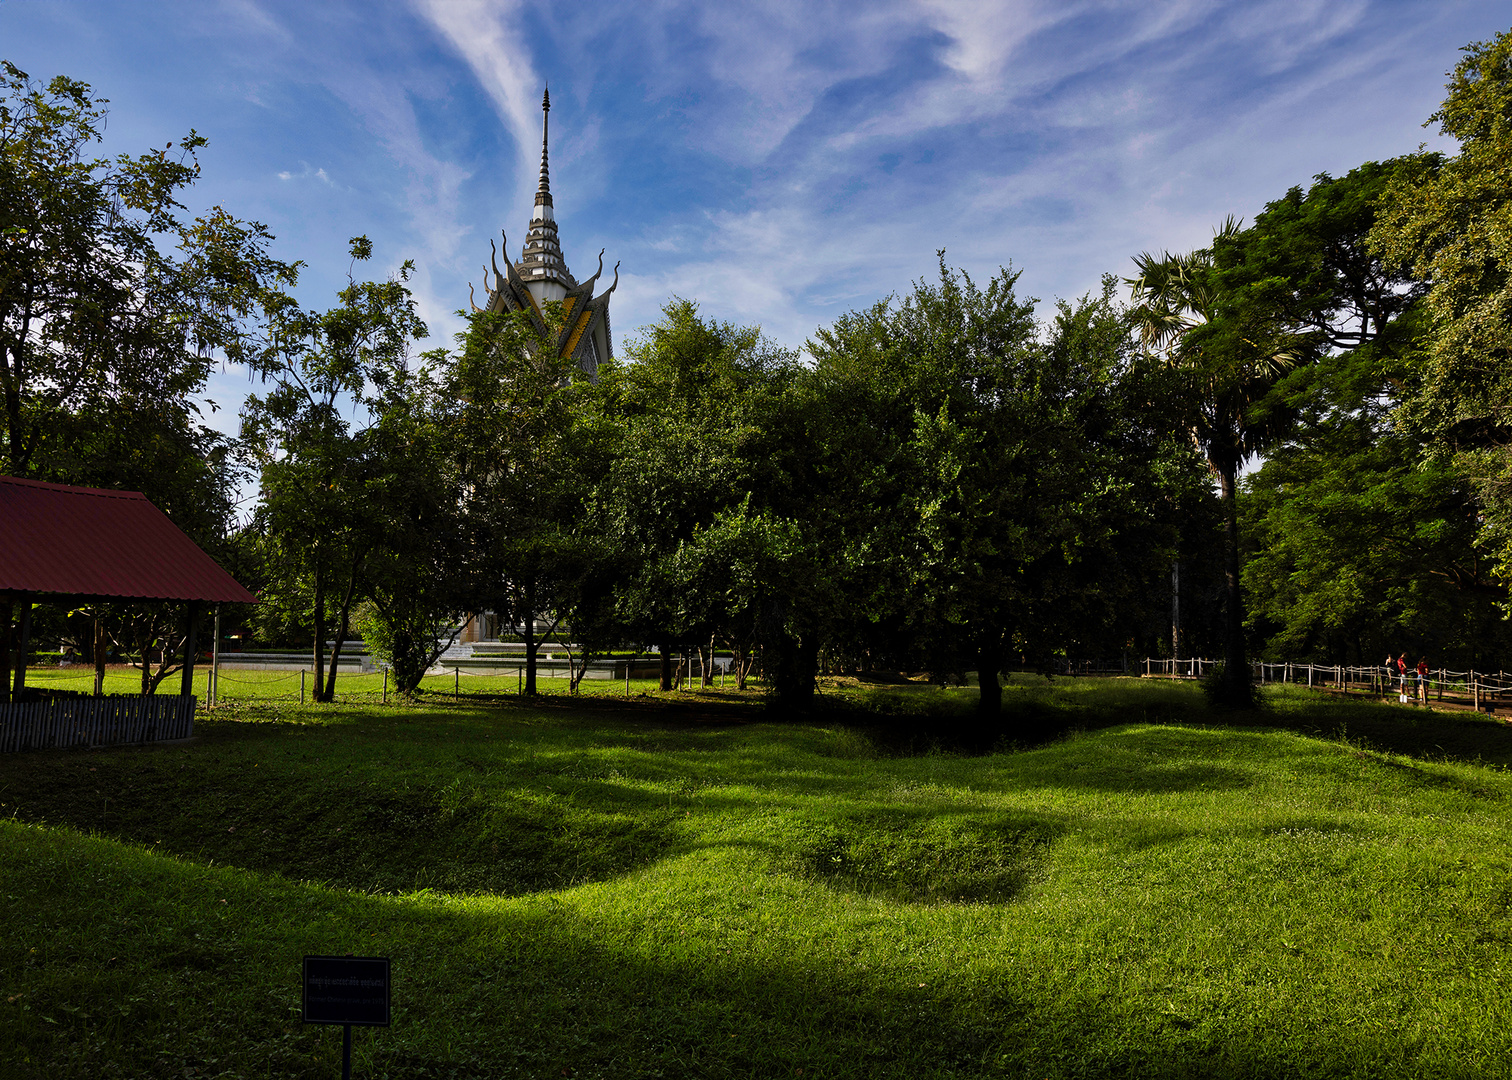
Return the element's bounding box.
[181,601,200,698]
[12,602,33,704]
[210,604,221,707]
[1,599,12,705]
[94,614,108,696]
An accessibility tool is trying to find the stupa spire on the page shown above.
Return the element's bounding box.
[473,84,616,380]
[517,86,570,294]
[536,87,552,208]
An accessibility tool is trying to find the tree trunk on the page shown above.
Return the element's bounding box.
[732,645,749,690]
[323,614,347,703]
[180,602,199,698]
[659,640,673,691]
[976,630,1004,718]
[771,633,818,711]
[322,560,362,702]
[139,628,153,697]
[312,561,327,705]
[1217,460,1253,706]
[566,641,590,693]
[9,602,31,704]
[523,579,538,696]
[1171,559,1182,658]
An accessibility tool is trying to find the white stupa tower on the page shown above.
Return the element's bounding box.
[472,88,617,378]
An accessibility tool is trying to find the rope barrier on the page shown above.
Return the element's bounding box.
[1139,657,1512,710]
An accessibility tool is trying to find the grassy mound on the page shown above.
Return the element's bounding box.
[3,680,1512,1077]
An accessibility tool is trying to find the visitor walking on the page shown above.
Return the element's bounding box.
[1397,653,1409,695]
[1382,652,1394,695]
[1417,657,1430,705]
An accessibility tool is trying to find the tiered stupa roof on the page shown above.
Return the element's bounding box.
[516,88,575,293]
[471,87,616,380]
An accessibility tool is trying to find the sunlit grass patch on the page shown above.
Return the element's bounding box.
[5,683,1512,1077]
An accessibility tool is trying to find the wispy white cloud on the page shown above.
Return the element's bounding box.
[276,163,333,185]
[216,0,291,44]
[409,0,540,213]
[1,0,1488,480]
[86,0,1489,366]
[589,0,1479,356]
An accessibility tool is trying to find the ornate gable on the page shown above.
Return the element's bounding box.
[469,88,617,381]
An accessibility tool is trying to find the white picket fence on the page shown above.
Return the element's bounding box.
[0,693,196,752]
[1143,658,1512,711]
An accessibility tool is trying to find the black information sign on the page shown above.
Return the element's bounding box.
[302,955,391,1027]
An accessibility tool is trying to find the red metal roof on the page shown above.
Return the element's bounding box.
[0,476,257,603]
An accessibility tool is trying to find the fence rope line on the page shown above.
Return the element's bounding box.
[19,661,671,711]
[1141,658,1512,711]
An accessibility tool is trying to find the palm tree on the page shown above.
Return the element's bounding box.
[1128,219,1310,705]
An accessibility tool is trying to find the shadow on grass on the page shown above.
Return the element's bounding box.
[819,677,1512,773]
[1,820,1473,1080]
[1247,689,1512,769]
[0,752,683,897]
[784,806,1066,904]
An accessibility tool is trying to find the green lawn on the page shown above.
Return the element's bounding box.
[21,664,703,704]
[3,679,1511,1077]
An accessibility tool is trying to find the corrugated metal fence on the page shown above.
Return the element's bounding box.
[0,692,196,752]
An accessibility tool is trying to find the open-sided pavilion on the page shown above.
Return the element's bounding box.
[0,476,256,750]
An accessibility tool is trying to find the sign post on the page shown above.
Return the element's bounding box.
[302,955,390,1080]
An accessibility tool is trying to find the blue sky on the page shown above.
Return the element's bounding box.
[1,1,1501,441]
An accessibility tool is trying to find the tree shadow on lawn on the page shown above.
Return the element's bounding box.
[4,820,1479,1080]
[819,678,1512,774]
[1247,691,1512,769]
[0,750,686,897]
[269,677,1512,775]
[778,805,1069,905]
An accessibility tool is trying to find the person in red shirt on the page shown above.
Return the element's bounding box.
[1416,657,1430,704]
[1397,653,1408,693]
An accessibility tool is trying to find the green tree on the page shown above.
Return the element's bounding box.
[243,238,428,702]
[1035,284,1213,666]
[582,299,802,696]
[0,60,288,480]
[1241,416,1503,668]
[1,60,289,690]
[352,352,468,696]
[1230,160,1492,667]
[448,304,585,695]
[1370,28,1512,580]
[1128,222,1311,704]
[810,263,1167,722]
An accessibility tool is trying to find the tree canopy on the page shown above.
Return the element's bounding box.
[16,28,1512,707]
[0,60,291,482]
[1371,28,1512,580]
